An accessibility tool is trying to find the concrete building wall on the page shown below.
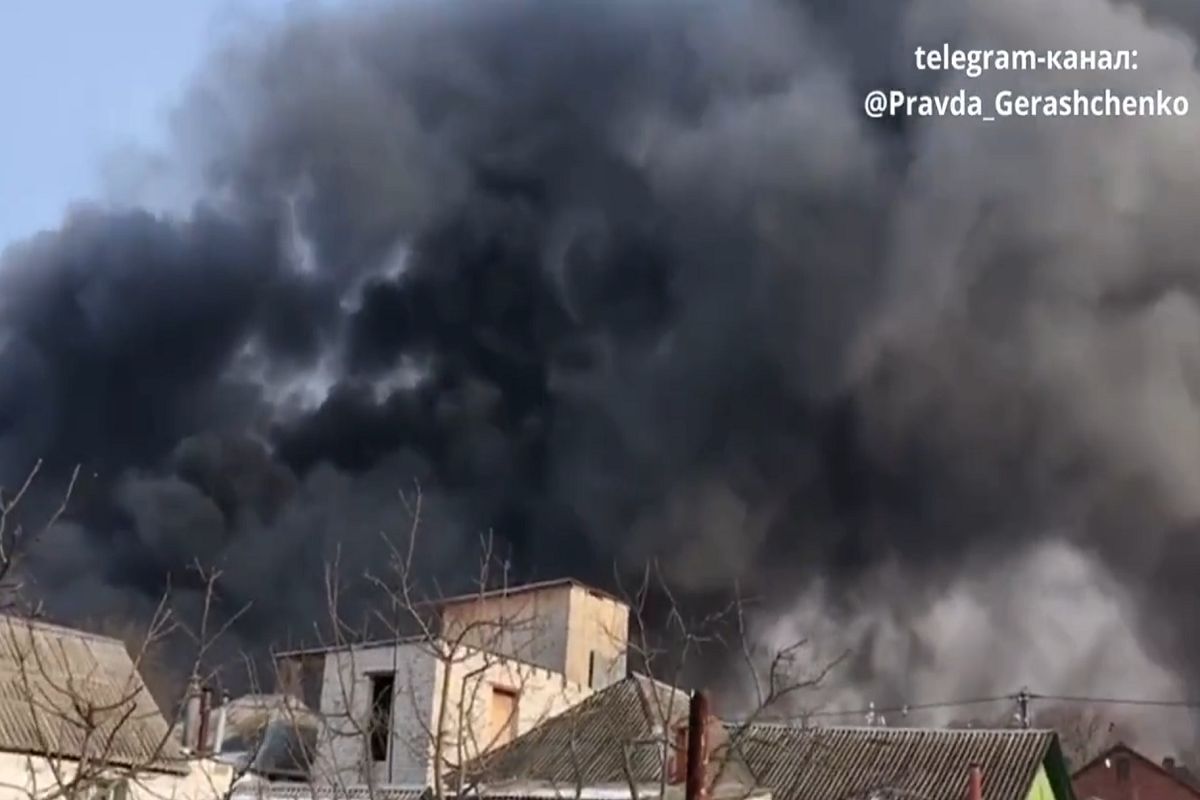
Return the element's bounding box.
[314,641,439,789]
[437,581,631,690]
[439,584,573,676]
[0,752,234,799]
[564,584,629,689]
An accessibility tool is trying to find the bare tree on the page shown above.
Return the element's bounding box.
[0,459,258,799]
[0,567,252,799]
[0,461,79,607]
[613,564,847,800]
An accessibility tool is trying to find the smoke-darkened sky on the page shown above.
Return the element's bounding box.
[5,0,1200,742]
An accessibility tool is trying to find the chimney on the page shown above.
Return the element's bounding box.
[967,763,983,800]
[685,691,710,800]
[669,722,689,784]
[196,686,213,756]
[182,677,202,752]
[213,691,230,756]
[1165,758,1177,771]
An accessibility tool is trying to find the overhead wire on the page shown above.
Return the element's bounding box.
[749,689,1200,725]
[1029,692,1200,709]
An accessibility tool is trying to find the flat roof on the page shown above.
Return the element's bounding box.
[274,634,428,659]
[435,577,626,607]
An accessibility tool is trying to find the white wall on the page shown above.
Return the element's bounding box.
[0,752,233,799]
[439,585,573,677]
[564,585,629,689]
[313,641,438,789]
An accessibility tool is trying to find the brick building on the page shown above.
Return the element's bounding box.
[1074,744,1200,800]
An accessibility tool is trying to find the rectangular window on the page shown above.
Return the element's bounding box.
[369,673,395,762]
[490,686,519,748]
[90,781,128,800]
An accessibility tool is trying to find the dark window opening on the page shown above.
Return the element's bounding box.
[588,651,596,688]
[91,780,129,800]
[369,674,395,762]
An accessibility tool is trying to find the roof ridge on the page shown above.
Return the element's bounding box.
[1075,743,1200,800]
[434,578,626,607]
[0,614,129,647]
[801,725,1056,734]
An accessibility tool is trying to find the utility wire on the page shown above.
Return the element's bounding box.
[804,695,1014,719]
[1029,693,1200,709]
[751,689,1200,725]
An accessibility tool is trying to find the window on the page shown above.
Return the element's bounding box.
[90,781,129,800]
[490,686,519,748]
[369,673,395,762]
[588,651,596,688]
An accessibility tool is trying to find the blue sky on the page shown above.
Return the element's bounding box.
[0,0,331,248]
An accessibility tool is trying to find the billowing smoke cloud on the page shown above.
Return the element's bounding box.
[4,0,1200,743]
[753,542,1194,755]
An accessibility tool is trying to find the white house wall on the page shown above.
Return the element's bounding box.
[564,586,629,690]
[438,585,574,677]
[0,753,233,799]
[314,641,438,789]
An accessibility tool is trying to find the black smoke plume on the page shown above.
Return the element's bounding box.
[4,0,1200,741]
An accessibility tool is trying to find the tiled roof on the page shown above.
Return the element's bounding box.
[731,725,1058,800]
[228,783,427,800]
[468,675,690,786]
[0,615,184,772]
[1073,743,1200,798]
[467,679,1064,800]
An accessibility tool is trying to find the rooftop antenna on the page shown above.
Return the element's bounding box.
[1016,687,1031,729]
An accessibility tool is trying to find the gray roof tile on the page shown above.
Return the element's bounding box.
[0,616,183,771]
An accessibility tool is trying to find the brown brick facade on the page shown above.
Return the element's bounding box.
[1074,746,1200,800]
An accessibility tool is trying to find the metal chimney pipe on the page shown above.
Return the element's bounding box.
[182,678,201,752]
[685,691,710,800]
[968,763,983,800]
[197,686,213,756]
[212,691,230,756]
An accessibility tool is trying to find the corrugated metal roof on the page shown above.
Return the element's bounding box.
[228,782,427,800]
[228,781,771,800]
[468,675,689,786]
[0,615,183,772]
[733,725,1055,800]
[466,678,1060,800]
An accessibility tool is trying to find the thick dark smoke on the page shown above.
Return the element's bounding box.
[4,0,1200,741]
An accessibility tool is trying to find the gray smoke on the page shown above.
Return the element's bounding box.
[3,0,1200,742]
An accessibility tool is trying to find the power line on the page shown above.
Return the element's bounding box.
[1030,692,1200,709]
[805,695,1014,719]
[751,689,1200,726]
